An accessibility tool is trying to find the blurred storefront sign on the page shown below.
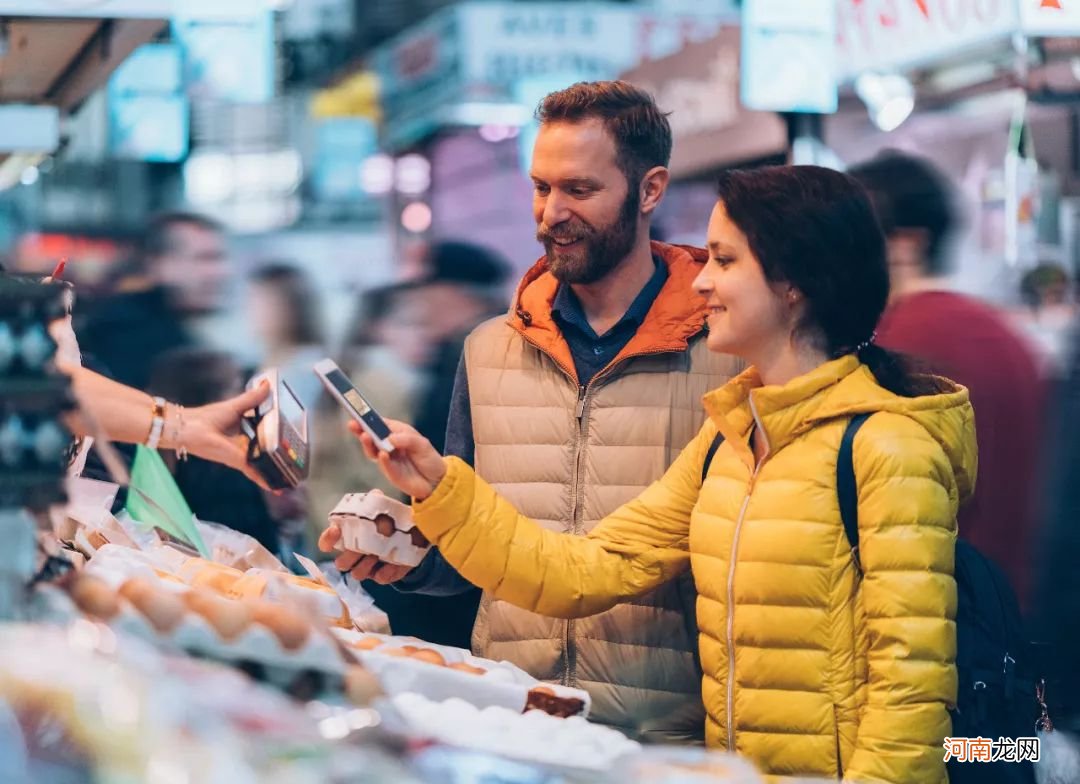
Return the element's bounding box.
[837,0,1018,78]
[172,10,275,104]
[373,1,729,150]
[741,0,838,114]
[0,0,264,20]
[621,28,787,179]
[1021,0,1080,35]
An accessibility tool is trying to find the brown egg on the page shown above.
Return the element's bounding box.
[379,646,413,658]
[188,565,245,595]
[372,513,397,537]
[86,531,110,550]
[349,636,384,651]
[530,686,556,696]
[69,576,120,620]
[251,601,311,651]
[183,588,252,641]
[409,648,447,667]
[119,578,185,633]
[344,666,384,706]
[448,662,486,676]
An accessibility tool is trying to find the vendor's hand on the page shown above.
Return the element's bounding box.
[318,505,415,585]
[348,419,446,501]
[180,383,271,487]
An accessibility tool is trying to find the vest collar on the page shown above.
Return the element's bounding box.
[507,241,711,385]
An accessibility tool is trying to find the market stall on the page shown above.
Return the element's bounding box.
[0,276,814,783]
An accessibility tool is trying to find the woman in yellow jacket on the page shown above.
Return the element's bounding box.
[348,166,976,782]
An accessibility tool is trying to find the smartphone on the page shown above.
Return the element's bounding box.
[313,358,395,453]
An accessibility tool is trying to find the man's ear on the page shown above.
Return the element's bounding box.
[639,166,670,216]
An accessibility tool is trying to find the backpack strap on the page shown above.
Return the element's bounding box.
[701,431,726,485]
[837,413,873,563]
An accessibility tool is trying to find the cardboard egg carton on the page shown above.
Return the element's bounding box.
[328,493,430,567]
[332,629,590,719]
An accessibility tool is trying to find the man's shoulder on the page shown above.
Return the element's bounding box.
[464,313,516,346]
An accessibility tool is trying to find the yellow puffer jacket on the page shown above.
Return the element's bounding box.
[414,356,977,783]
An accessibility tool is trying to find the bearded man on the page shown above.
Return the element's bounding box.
[323,81,742,742]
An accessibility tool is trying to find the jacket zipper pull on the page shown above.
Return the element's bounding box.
[575,386,586,420]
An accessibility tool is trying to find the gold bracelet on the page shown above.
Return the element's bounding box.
[145,396,167,449]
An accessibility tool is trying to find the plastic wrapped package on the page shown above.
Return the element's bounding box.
[0,623,416,783]
[612,748,764,783]
[382,693,639,775]
[194,520,288,573]
[333,630,589,718]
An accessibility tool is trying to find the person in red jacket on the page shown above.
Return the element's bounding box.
[850,151,1047,608]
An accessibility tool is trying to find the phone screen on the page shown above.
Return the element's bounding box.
[325,368,392,439]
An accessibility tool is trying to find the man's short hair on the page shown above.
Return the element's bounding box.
[139,211,224,261]
[848,151,959,277]
[536,80,672,189]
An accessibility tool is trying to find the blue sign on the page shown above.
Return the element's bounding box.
[108,43,189,163]
[741,0,838,115]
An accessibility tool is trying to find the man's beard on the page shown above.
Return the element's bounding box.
[537,188,640,285]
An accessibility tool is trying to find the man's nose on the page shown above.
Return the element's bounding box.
[542,191,571,228]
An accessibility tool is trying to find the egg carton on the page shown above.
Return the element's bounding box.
[99,584,349,684]
[328,493,430,567]
[332,629,589,718]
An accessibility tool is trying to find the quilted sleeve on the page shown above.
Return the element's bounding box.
[843,413,959,784]
[410,422,717,619]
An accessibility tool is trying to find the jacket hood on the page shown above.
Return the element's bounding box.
[505,241,711,384]
[703,355,977,503]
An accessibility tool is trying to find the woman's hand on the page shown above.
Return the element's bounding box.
[348,418,446,500]
[179,383,270,486]
[317,490,416,585]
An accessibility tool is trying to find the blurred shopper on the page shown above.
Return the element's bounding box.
[147,348,281,553]
[77,212,228,390]
[410,241,510,454]
[309,281,430,530]
[1033,322,1080,739]
[1017,262,1076,374]
[352,165,971,782]
[325,81,743,743]
[247,263,326,408]
[850,151,1047,608]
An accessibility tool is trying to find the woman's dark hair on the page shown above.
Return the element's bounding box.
[250,263,323,346]
[715,165,947,397]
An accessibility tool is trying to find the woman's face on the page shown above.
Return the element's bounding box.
[693,201,797,360]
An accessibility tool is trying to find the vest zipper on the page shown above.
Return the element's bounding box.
[513,332,692,690]
[726,395,770,752]
[566,383,592,686]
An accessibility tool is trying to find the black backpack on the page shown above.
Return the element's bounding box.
[701,415,1037,783]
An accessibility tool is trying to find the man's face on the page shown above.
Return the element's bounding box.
[156,223,229,315]
[531,119,641,285]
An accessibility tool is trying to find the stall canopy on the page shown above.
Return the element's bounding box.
[620,27,788,179]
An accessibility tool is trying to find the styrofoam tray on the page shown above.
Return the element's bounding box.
[332,629,589,717]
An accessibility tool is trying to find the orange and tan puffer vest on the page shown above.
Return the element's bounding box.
[465,241,743,742]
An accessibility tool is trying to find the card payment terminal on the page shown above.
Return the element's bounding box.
[241,368,310,490]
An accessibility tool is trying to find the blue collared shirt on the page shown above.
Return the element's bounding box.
[550,255,668,386]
